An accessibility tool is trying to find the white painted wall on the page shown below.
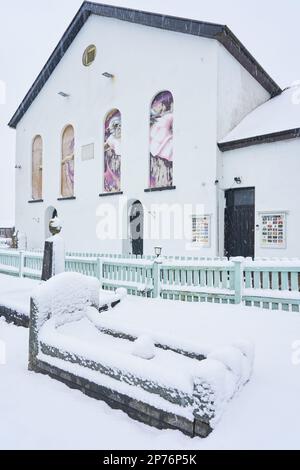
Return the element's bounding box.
[14,13,280,257]
[221,139,300,258]
[15,14,220,255]
[217,45,271,141]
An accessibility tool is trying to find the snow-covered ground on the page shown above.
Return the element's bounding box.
[1,281,300,449]
[0,274,39,316]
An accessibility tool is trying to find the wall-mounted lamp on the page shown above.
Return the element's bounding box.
[58,91,70,98]
[15,165,22,170]
[154,246,162,258]
[102,72,114,79]
[234,177,242,185]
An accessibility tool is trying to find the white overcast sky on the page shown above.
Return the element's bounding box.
[0,0,299,225]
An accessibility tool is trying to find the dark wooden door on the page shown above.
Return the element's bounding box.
[130,201,144,256]
[225,188,255,258]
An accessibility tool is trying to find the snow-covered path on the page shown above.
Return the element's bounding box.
[1,297,300,449]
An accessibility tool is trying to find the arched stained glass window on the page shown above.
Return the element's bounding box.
[32,135,43,200]
[150,91,174,188]
[61,125,75,198]
[104,109,121,193]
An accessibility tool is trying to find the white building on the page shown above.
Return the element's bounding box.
[8,1,300,258]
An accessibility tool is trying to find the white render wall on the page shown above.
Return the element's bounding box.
[221,139,300,258]
[14,14,277,256]
[217,45,270,141]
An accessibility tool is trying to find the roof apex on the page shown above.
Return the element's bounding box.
[8,1,282,129]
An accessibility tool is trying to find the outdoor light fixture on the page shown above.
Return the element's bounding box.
[154,246,162,258]
[102,72,114,79]
[58,91,70,98]
[234,177,242,185]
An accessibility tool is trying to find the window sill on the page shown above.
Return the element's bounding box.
[144,186,176,193]
[99,192,124,197]
[28,199,44,204]
[57,196,76,201]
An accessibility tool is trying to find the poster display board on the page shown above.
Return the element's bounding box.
[260,212,287,249]
[191,215,211,248]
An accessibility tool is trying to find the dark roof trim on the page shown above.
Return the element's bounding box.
[8,1,282,129]
[218,128,300,152]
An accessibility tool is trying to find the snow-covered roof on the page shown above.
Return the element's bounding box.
[219,85,300,149]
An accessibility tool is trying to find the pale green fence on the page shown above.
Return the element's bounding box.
[0,249,299,311]
[101,258,155,297]
[243,262,300,312]
[159,260,239,304]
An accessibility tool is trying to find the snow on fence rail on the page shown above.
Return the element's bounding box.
[0,250,299,310]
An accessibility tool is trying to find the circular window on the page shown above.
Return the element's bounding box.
[82,45,97,66]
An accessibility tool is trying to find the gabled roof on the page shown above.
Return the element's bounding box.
[8,1,282,129]
[218,86,300,151]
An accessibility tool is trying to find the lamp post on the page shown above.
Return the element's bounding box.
[153,247,162,298]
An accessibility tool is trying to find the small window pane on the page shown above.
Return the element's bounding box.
[234,189,254,206]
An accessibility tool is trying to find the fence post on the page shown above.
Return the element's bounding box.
[19,250,25,278]
[233,259,243,304]
[153,260,162,298]
[96,257,103,288]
